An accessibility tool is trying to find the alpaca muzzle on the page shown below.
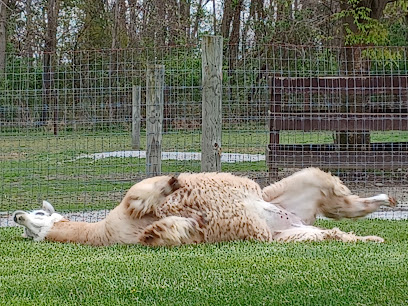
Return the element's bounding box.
[13,211,27,224]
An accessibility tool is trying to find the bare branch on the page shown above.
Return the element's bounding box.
[0,0,13,12]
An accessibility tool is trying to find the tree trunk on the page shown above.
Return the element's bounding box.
[230,0,242,49]
[212,0,217,35]
[229,0,243,72]
[192,0,203,40]
[167,0,179,45]
[25,0,34,57]
[43,0,60,135]
[225,0,243,102]
[111,0,119,49]
[179,0,191,40]
[251,0,265,44]
[156,0,166,45]
[336,0,390,150]
[0,1,7,73]
[221,0,233,38]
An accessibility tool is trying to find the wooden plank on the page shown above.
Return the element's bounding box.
[201,35,223,172]
[270,113,408,131]
[270,76,408,94]
[268,75,408,171]
[146,65,164,177]
[268,142,408,152]
[268,150,408,170]
[131,85,141,150]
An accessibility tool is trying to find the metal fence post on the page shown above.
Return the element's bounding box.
[132,85,141,150]
[146,65,164,177]
[201,35,223,172]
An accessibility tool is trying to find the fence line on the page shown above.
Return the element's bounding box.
[1,42,407,225]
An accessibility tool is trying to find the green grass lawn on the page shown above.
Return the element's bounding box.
[1,129,408,212]
[0,219,407,305]
[1,130,270,212]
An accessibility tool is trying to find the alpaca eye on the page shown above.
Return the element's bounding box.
[35,212,45,216]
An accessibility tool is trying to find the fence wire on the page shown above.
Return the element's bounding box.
[1,43,407,225]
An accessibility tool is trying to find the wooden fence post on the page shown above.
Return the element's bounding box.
[146,65,165,177]
[132,85,141,150]
[201,35,223,172]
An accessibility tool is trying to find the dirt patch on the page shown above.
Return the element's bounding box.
[0,152,27,160]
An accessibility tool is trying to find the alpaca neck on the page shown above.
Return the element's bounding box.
[46,220,111,246]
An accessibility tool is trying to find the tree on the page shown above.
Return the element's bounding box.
[338,0,396,68]
[43,0,60,134]
[0,0,9,73]
[334,0,400,148]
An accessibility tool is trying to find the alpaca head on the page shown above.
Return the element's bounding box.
[13,201,65,241]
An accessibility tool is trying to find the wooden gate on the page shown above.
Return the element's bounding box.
[268,76,408,175]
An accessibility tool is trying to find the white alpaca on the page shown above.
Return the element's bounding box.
[13,168,395,246]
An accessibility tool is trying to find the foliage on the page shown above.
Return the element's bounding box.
[5,0,408,54]
[388,21,408,46]
[256,0,335,45]
[385,0,408,46]
[334,0,389,46]
[362,48,405,72]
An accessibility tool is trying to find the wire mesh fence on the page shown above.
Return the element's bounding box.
[1,42,407,225]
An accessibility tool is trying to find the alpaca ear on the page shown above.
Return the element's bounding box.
[42,200,55,214]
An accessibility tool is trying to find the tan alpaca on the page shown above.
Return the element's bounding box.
[13,168,395,246]
[14,175,180,245]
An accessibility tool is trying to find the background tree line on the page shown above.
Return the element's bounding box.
[0,0,407,134]
[0,0,407,59]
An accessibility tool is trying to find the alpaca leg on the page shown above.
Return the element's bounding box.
[124,176,180,218]
[321,194,396,220]
[262,167,395,223]
[262,168,331,224]
[273,226,384,243]
[138,216,203,246]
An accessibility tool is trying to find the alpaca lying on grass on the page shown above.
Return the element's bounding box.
[13,168,395,246]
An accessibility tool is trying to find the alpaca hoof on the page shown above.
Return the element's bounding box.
[162,176,181,196]
[139,226,167,246]
[364,235,384,243]
[169,176,181,192]
[388,196,397,207]
[139,216,201,246]
[139,233,159,245]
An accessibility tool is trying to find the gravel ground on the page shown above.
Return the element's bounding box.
[76,151,265,163]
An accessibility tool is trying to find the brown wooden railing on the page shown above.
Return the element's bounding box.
[268,76,408,174]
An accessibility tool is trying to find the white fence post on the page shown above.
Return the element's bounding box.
[201,35,223,172]
[146,65,165,177]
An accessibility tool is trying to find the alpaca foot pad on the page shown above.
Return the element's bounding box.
[163,176,181,196]
[139,216,201,246]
